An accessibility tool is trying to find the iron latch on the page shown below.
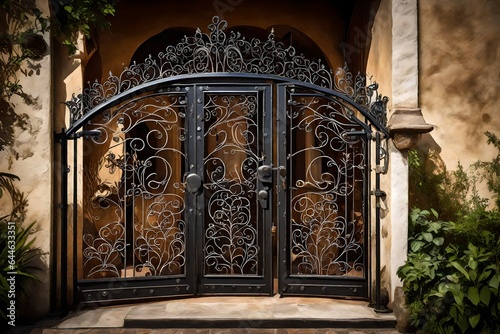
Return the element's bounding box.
[258,190,269,210]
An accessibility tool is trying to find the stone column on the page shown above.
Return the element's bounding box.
[390,0,419,296]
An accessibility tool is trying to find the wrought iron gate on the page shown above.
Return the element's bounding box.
[277,84,371,297]
[57,16,389,305]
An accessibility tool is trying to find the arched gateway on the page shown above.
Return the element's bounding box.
[59,17,389,305]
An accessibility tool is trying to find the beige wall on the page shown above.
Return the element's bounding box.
[366,0,392,108]
[418,0,500,177]
[0,0,52,321]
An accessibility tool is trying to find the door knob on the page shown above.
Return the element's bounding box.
[257,165,273,183]
[185,173,203,194]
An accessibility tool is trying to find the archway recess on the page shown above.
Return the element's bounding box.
[59,16,389,307]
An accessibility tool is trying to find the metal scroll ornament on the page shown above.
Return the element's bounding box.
[287,91,366,277]
[66,16,387,128]
[82,93,187,278]
[203,94,261,275]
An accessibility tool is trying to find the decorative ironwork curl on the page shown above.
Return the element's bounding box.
[66,16,387,128]
[203,94,260,275]
[288,90,366,277]
[81,93,187,279]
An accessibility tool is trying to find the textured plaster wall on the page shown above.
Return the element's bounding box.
[0,0,52,320]
[418,0,500,174]
[366,0,392,107]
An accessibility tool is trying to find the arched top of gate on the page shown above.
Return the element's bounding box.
[65,16,388,134]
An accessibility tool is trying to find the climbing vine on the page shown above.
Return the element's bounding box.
[50,0,116,54]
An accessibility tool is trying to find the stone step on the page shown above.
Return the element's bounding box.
[52,295,397,331]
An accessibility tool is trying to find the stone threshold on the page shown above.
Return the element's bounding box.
[56,295,396,330]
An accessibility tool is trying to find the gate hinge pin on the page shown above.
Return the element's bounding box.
[371,189,386,199]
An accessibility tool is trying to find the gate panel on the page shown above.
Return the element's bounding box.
[78,89,196,303]
[197,85,273,294]
[277,85,369,298]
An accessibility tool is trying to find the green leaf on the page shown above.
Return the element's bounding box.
[468,257,478,270]
[489,275,499,293]
[433,237,444,246]
[468,243,478,257]
[469,314,480,328]
[430,208,439,219]
[468,286,480,306]
[450,306,458,322]
[428,222,442,232]
[478,270,492,282]
[480,286,491,305]
[469,269,477,282]
[411,240,425,252]
[64,5,72,13]
[451,261,470,279]
[422,232,433,242]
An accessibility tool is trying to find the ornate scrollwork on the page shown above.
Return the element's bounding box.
[288,89,366,277]
[82,93,187,279]
[203,93,261,275]
[66,16,387,128]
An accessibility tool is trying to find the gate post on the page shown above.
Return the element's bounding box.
[389,0,427,303]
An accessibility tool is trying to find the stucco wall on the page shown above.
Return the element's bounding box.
[418,0,500,178]
[0,0,52,321]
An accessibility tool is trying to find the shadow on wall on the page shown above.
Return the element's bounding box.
[409,130,499,221]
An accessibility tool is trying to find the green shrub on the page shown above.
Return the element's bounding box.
[0,221,41,322]
[0,172,41,324]
[473,131,500,210]
[398,208,500,333]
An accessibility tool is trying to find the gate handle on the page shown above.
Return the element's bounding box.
[185,173,203,194]
[257,165,273,183]
[257,165,287,189]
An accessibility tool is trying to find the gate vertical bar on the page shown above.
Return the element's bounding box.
[52,130,63,313]
[365,129,372,305]
[276,84,287,296]
[72,137,79,305]
[186,85,198,293]
[375,132,381,310]
[373,131,388,312]
[60,129,68,313]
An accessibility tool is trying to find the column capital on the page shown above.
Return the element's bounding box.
[387,108,433,150]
